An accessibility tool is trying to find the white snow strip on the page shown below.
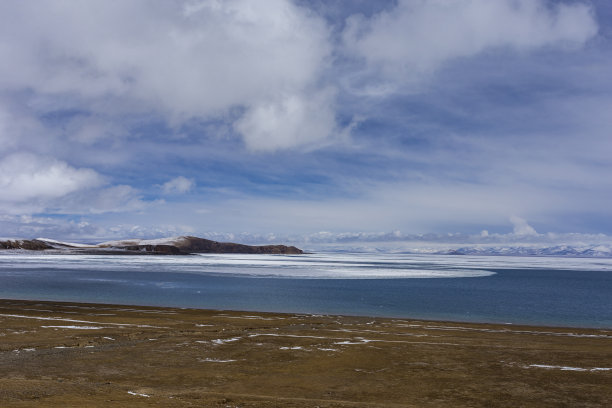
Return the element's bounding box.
[528,364,612,372]
[42,325,104,330]
[325,328,430,337]
[416,324,612,339]
[0,314,163,328]
[248,333,459,346]
[248,333,329,340]
[127,391,150,397]
[199,358,237,363]
[211,337,241,345]
[334,340,373,345]
[35,238,99,248]
[103,337,115,340]
[279,346,304,350]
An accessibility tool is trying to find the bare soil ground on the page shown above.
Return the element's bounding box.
[1,299,611,407]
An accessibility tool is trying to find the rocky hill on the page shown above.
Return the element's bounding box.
[0,236,303,255]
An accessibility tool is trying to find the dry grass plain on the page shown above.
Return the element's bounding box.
[1,299,611,407]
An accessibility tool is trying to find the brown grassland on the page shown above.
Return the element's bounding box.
[1,299,611,407]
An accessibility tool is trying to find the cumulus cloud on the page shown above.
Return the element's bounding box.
[0,0,598,154]
[510,216,538,236]
[235,88,337,151]
[162,176,195,194]
[0,153,103,206]
[0,153,149,215]
[342,0,597,92]
[0,0,334,150]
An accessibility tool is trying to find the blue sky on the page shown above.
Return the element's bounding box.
[1,0,612,245]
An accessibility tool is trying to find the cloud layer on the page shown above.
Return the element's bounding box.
[0,0,334,152]
[0,0,610,242]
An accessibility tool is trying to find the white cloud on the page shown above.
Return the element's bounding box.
[235,88,337,152]
[510,216,538,236]
[0,1,608,241]
[342,0,597,92]
[162,176,195,194]
[0,153,103,205]
[0,0,334,150]
[0,153,149,215]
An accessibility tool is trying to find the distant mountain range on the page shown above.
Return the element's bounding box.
[300,243,612,258]
[0,236,303,255]
[438,245,612,258]
[2,236,611,258]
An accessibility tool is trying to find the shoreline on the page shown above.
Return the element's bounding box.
[2,295,611,331]
[1,298,611,407]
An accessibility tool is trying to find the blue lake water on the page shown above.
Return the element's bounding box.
[0,252,611,328]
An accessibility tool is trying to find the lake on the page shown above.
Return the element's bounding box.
[1,252,611,328]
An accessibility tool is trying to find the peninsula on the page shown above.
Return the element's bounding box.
[0,236,303,255]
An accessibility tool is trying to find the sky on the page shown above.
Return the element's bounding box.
[1,0,612,246]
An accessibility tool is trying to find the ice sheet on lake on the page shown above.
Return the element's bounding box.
[2,251,612,280]
[0,252,499,279]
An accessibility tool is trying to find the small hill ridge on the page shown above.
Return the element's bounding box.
[0,236,303,255]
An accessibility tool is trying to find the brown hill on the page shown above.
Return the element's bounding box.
[1,236,303,255]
